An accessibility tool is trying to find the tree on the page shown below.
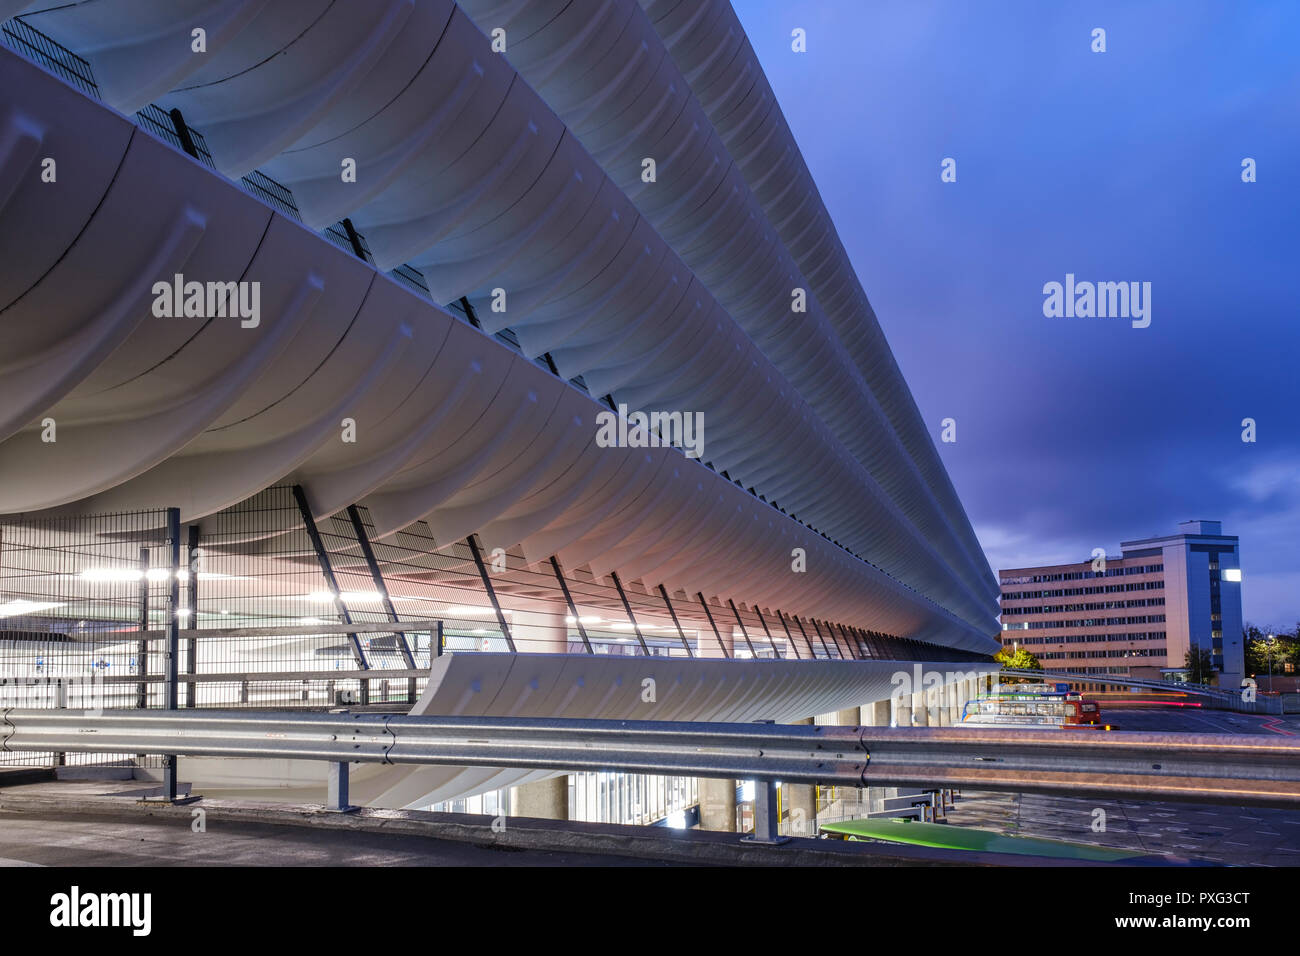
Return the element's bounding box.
[1185,646,1215,684]
[994,644,1041,682]
[1244,625,1298,675]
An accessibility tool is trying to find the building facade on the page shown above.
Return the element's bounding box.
[999,520,1244,687]
[0,0,999,823]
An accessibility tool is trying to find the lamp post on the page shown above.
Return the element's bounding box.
[1267,634,1275,694]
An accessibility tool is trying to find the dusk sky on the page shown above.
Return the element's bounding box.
[736,0,1299,628]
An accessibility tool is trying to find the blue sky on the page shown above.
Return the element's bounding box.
[735,0,1300,627]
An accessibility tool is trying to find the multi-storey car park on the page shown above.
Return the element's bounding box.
[0,1,1000,823]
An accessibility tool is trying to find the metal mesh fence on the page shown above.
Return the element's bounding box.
[0,509,174,766]
[1,487,981,772]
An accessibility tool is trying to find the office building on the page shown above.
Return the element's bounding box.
[1000,520,1244,688]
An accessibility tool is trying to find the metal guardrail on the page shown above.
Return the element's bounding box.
[999,668,1236,697]
[4,711,1300,810]
[998,668,1286,714]
[993,671,1289,712]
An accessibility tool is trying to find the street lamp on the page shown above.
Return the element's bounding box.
[1267,634,1276,694]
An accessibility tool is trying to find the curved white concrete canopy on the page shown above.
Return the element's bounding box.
[640,0,1000,603]
[452,0,997,614]
[0,36,999,637]
[0,48,997,653]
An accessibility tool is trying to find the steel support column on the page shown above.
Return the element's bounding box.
[185,525,199,708]
[466,534,515,652]
[698,593,730,659]
[809,618,840,659]
[792,614,827,659]
[162,508,180,802]
[775,609,808,660]
[347,505,416,702]
[327,761,354,812]
[136,548,149,709]
[657,585,694,658]
[727,599,758,658]
[754,606,788,660]
[551,557,593,654]
[835,623,861,660]
[610,571,651,656]
[292,486,368,703]
[746,779,787,845]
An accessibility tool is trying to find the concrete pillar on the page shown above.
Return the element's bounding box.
[699,777,737,832]
[912,691,928,726]
[834,706,861,726]
[510,606,570,654]
[511,775,569,820]
[891,693,911,727]
[954,678,969,724]
[783,717,816,837]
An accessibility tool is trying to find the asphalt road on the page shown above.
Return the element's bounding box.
[1096,704,1298,736]
[944,705,1300,865]
[0,808,670,867]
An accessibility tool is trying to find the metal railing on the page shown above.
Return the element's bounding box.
[4,711,1300,811]
[0,17,98,97]
[999,668,1284,713]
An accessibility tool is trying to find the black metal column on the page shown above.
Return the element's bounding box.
[753,606,787,660]
[835,622,860,660]
[657,585,693,658]
[185,525,199,707]
[466,535,515,652]
[162,508,180,802]
[347,505,417,702]
[697,592,729,659]
[811,618,842,659]
[293,486,369,703]
[340,218,368,261]
[610,571,651,656]
[168,108,200,159]
[550,557,593,654]
[136,548,149,709]
[794,614,830,659]
[772,608,801,660]
[459,296,482,328]
[727,599,759,658]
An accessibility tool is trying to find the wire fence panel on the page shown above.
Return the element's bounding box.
[0,509,172,766]
[1,487,979,771]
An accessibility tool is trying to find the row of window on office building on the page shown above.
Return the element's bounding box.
[1014,631,1167,646]
[1002,581,1165,601]
[1000,564,1163,586]
[1001,598,1166,615]
[1040,648,1167,660]
[1015,615,1167,630]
